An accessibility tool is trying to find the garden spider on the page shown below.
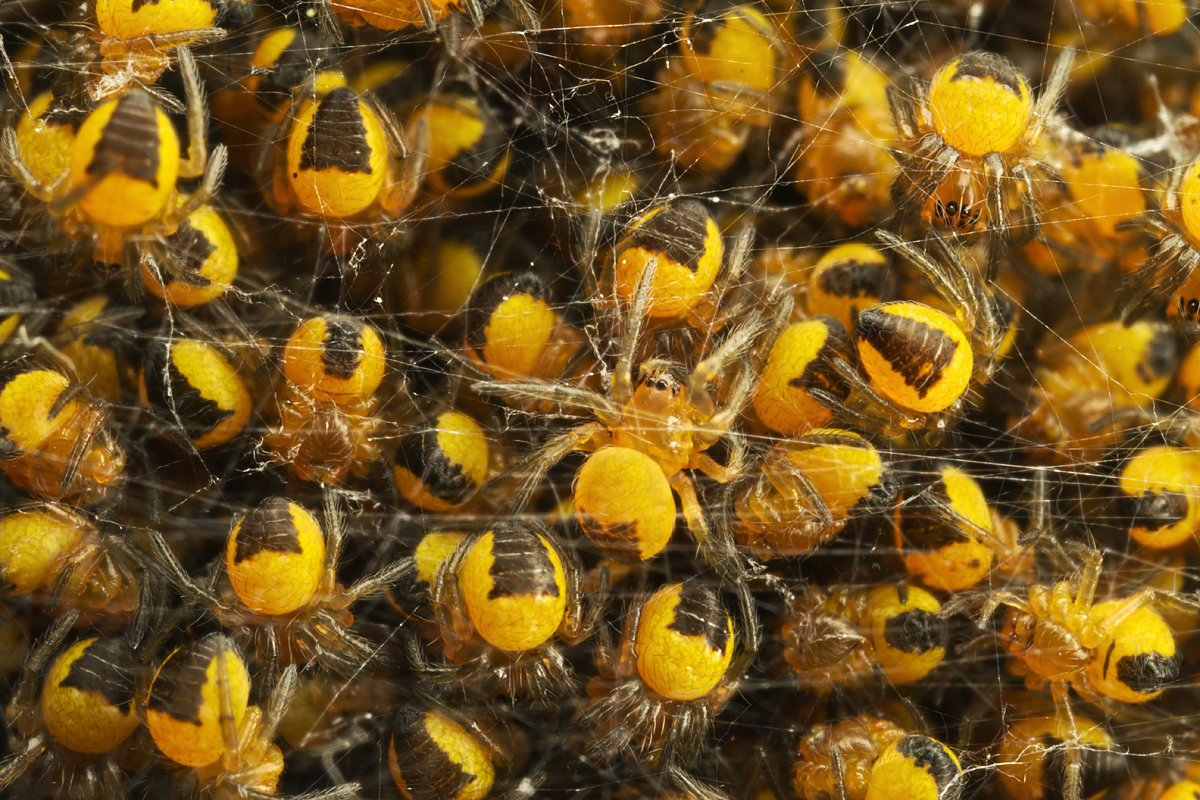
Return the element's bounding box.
[976,546,1193,800]
[1118,151,1200,329]
[148,492,409,676]
[0,613,139,800]
[147,636,359,800]
[876,230,1010,384]
[889,48,1073,277]
[2,47,226,272]
[473,259,767,573]
[581,581,753,800]
[402,520,607,703]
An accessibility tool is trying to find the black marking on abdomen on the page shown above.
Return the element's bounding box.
[486,524,559,599]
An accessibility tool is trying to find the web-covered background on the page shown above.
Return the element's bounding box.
[1,0,1198,798]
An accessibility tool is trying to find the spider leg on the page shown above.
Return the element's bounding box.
[472,379,619,423]
[613,254,659,405]
[383,109,426,218]
[341,558,413,606]
[756,742,794,800]
[7,611,77,733]
[693,450,742,484]
[1028,47,1075,143]
[690,311,768,425]
[1051,680,1083,800]
[176,48,208,179]
[1119,235,1199,322]
[664,744,732,800]
[431,536,475,657]
[760,449,835,528]
[1008,163,1042,251]
[886,75,922,142]
[215,646,241,774]
[496,420,607,514]
[983,151,1008,281]
[826,356,927,432]
[147,530,224,608]
[979,591,1033,627]
[164,143,228,228]
[507,0,541,32]
[0,731,50,789]
[562,559,609,645]
[1072,548,1103,616]
[672,471,743,580]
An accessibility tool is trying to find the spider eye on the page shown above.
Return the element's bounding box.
[945,201,958,215]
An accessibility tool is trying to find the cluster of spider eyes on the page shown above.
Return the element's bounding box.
[6,0,1200,799]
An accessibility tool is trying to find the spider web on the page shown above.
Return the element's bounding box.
[0,0,1198,798]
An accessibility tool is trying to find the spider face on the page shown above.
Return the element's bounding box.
[611,361,696,477]
[1116,154,1200,329]
[928,174,984,233]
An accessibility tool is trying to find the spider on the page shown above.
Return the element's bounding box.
[2,47,226,274]
[0,613,142,800]
[147,635,359,799]
[581,581,753,800]
[410,520,606,702]
[263,313,389,484]
[778,582,946,695]
[148,493,408,675]
[780,714,963,800]
[1118,151,1200,329]
[262,77,424,255]
[473,257,766,574]
[889,48,1074,276]
[78,0,232,101]
[729,428,896,560]
[0,503,142,627]
[876,230,1011,385]
[977,546,1192,800]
